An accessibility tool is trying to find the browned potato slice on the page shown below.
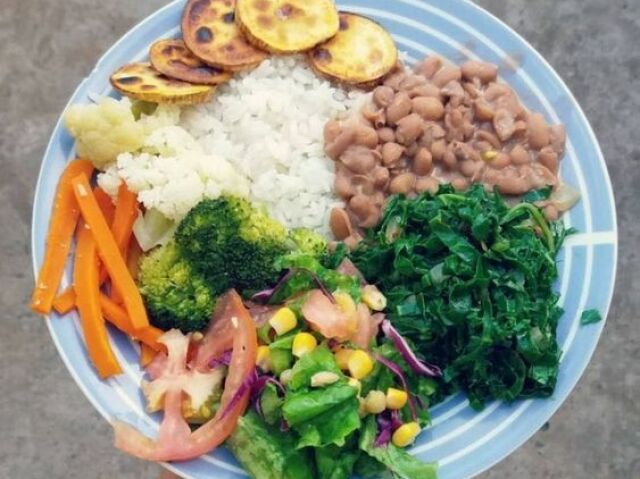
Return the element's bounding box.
[110,63,215,105]
[309,12,397,86]
[182,0,268,71]
[149,39,233,85]
[235,0,339,53]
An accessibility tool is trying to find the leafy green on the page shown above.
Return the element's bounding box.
[580,309,602,325]
[522,186,552,203]
[349,185,571,409]
[274,252,362,302]
[260,382,284,426]
[288,345,342,391]
[359,416,438,479]
[315,443,361,479]
[226,410,314,479]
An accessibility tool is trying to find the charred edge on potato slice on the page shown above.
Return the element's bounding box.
[235,0,339,54]
[308,12,398,86]
[182,0,268,72]
[150,39,234,85]
[110,63,215,105]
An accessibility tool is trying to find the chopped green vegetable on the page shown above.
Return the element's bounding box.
[359,416,438,479]
[580,309,602,325]
[288,345,343,391]
[288,227,329,258]
[226,410,315,479]
[315,443,361,479]
[138,241,215,332]
[175,196,289,294]
[260,382,284,426]
[349,185,571,409]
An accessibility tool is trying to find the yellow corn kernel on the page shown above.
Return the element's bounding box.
[361,285,387,311]
[482,150,497,161]
[292,332,317,358]
[256,345,271,371]
[358,397,368,418]
[364,390,387,414]
[334,348,354,370]
[347,377,362,393]
[269,307,297,336]
[392,422,421,448]
[348,350,374,379]
[386,387,408,410]
[334,291,359,333]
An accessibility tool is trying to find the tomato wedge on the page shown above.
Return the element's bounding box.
[112,290,257,461]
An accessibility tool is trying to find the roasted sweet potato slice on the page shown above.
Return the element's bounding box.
[182,0,267,71]
[235,0,339,53]
[110,63,215,105]
[309,12,397,86]
[149,39,233,85]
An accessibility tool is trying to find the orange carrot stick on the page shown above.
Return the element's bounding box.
[53,186,116,314]
[31,159,94,314]
[74,222,122,378]
[109,184,139,303]
[140,343,158,366]
[100,295,163,350]
[71,173,149,331]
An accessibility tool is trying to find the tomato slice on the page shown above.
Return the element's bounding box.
[113,290,258,461]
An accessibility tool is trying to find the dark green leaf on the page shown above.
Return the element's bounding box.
[580,309,602,325]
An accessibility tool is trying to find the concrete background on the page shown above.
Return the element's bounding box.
[1,0,638,478]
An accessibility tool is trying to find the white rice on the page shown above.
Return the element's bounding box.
[179,55,362,235]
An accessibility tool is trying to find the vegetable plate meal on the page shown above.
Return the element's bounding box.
[31,0,612,478]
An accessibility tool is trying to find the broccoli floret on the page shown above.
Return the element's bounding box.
[288,228,328,258]
[138,241,215,332]
[175,197,289,293]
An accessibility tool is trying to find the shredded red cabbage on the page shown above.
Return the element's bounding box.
[219,369,257,420]
[374,413,393,447]
[250,268,335,304]
[250,375,286,420]
[374,354,417,421]
[208,350,232,369]
[381,320,442,377]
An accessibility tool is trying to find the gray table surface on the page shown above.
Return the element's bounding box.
[1,0,638,478]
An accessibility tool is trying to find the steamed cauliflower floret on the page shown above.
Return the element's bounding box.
[65,97,145,169]
[64,98,182,170]
[98,133,250,221]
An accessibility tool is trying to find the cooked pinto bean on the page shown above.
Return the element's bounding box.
[399,74,427,91]
[377,127,395,143]
[432,66,462,88]
[395,113,424,145]
[352,175,376,195]
[340,146,377,174]
[484,83,511,101]
[441,81,465,99]
[383,71,407,91]
[335,171,354,199]
[325,128,357,160]
[381,142,405,165]
[413,148,433,175]
[408,83,441,99]
[452,177,469,191]
[430,139,447,162]
[372,167,390,188]
[491,152,511,169]
[476,129,502,149]
[412,96,445,121]
[417,56,443,78]
[373,85,395,108]
[495,169,531,195]
[415,176,440,194]
[527,113,550,150]
[461,61,498,83]
[353,124,380,148]
[543,204,559,221]
[405,142,419,158]
[389,172,416,194]
[330,208,353,240]
[536,149,559,175]
[549,125,566,154]
[324,120,341,143]
[442,147,457,170]
[474,98,495,121]
[509,144,530,165]
[460,159,480,177]
[386,92,412,125]
[493,109,516,141]
[350,194,377,222]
